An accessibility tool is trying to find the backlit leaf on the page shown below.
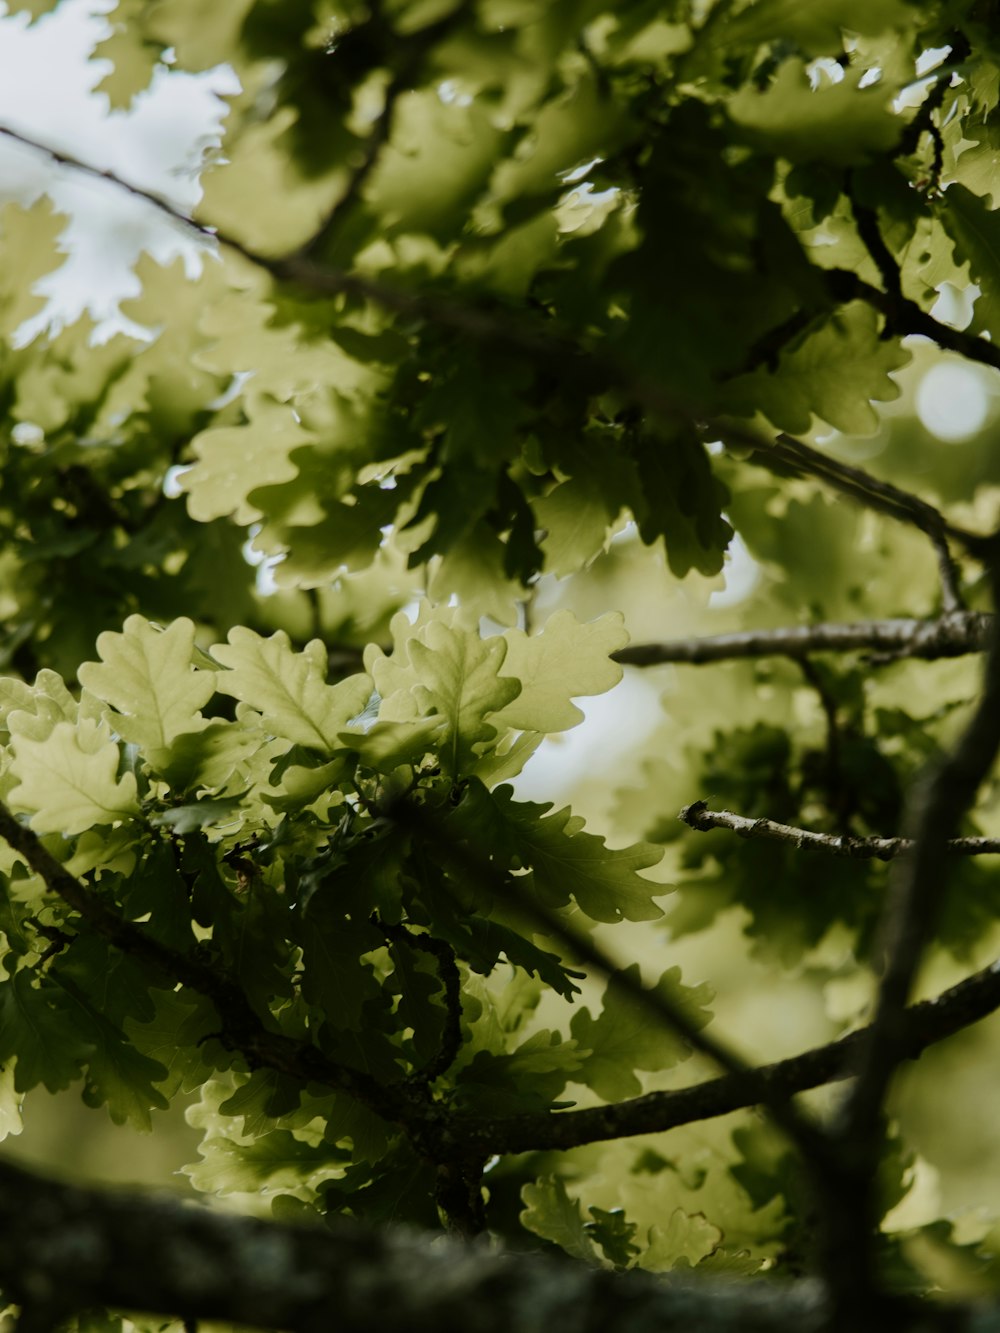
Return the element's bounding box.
[9,720,139,835]
[212,628,373,755]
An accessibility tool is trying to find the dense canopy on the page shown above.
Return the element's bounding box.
[2,1,1000,1329]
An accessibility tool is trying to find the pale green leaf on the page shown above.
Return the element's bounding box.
[183,399,315,524]
[78,615,215,752]
[4,670,79,742]
[10,720,140,835]
[212,628,373,755]
[493,610,629,734]
[636,1210,723,1272]
[0,1061,23,1142]
[368,611,521,776]
[92,23,158,107]
[0,199,69,338]
[535,473,623,577]
[183,1130,344,1197]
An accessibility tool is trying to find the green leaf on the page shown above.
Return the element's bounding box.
[0,971,92,1093]
[457,1028,584,1113]
[570,965,713,1100]
[729,60,903,167]
[212,628,373,754]
[367,610,521,776]
[491,610,629,734]
[716,0,917,55]
[0,199,69,337]
[184,1129,346,1196]
[721,302,909,435]
[460,783,666,923]
[636,1210,723,1272]
[939,183,1000,344]
[520,1177,600,1263]
[183,398,317,524]
[9,719,140,834]
[586,1206,641,1269]
[124,988,217,1100]
[78,615,215,752]
[80,1014,171,1131]
[93,22,159,107]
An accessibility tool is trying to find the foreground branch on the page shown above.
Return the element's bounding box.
[678,802,1000,859]
[3,1153,1000,1333]
[615,612,992,667]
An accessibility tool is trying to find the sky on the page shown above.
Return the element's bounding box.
[0,0,237,339]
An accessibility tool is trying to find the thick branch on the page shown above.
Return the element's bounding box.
[678,801,1000,860]
[827,266,1000,380]
[0,1155,834,1333]
[0,1152,996,1333]
[615,612,991,667]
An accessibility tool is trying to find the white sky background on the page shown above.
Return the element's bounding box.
[0,0,988,808]
[0,0,236,339]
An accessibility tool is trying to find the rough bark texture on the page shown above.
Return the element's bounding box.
[2,1154,998,1333]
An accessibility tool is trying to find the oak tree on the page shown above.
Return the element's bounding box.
[1,1,1000,1329]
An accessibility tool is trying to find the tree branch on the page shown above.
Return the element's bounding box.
[678,801,1000,860]
[830,542,1000,1309]
[0,124,599,396]
[388,800,839,1176]
[614,612,991,667]
[826,265,1000,380]
[440,944,1000,1157]
[374,914,464,1085]
[750,429,985,555]
[0,1154,839,1333]
[844,547,1000,1132]
[0,1150,998,1333]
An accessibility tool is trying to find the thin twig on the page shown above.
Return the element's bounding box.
[770,432,982,552]
[847,172,903,305]
[614,611,991,667]
[0,124,589,377]
[374,914,463,1084]
[679,801,1000,860]
[932,536,966,612]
